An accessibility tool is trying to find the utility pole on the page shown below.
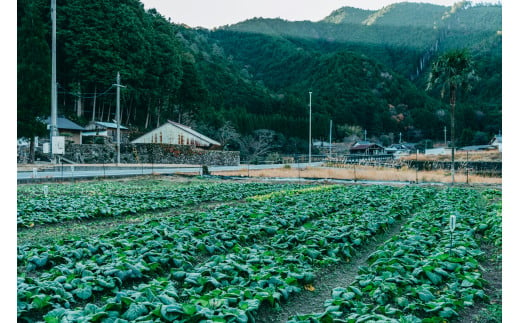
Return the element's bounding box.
[444,126,447,147]
[115,72,121,165]
[112,73,127,165]
[399,132,402,144]
[308,91,312,164]
[50,0,58,162]
[364,129,367,141]
[329,119,332,156]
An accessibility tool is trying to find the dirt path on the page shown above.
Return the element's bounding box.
[254,216,407,322]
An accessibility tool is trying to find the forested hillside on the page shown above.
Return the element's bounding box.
[213,1,502,146]
[17,0,501,157]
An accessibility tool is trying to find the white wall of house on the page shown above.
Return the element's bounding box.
[132,123,209,146]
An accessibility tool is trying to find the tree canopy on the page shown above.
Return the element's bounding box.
[17,1,501,156]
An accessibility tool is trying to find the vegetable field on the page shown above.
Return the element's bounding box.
[17,178,502,322]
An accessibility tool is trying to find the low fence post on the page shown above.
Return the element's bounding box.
[416,150,419,184]
[466,151,469,184]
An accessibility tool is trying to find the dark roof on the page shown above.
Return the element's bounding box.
[350,143,384,151]
[91,121,129,130]
[43,117,86,131]
[388,143,415,150]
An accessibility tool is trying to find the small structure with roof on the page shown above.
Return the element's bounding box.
[384,143,415,156]
[83,121,130,144]
[349,141,385,155]
[131,120,220,148]
[42,116,86,144]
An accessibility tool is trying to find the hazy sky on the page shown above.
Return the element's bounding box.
[139,0,501,29]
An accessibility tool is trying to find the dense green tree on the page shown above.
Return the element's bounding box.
[18,0,51,161]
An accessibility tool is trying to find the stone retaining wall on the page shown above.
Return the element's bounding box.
[63,143,240,166]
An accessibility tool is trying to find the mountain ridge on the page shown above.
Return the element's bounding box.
[209,1,501,145]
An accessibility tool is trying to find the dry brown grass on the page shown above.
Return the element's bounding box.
[400,150,502,162]
[212,165,501,184]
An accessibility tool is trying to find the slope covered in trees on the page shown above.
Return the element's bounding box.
[17,0,501,157]
[213,1,502,146]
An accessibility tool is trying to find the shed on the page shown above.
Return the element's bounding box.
[42,116,86,144]
[83,121,130,143]
[349,141,385,155]
[131,120,220,148]
[384,143,415,155]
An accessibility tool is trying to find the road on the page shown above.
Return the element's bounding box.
[17,163,323,183]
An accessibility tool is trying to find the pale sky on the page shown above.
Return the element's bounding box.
[139,0,501,29]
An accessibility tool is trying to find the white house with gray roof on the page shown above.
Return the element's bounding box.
[131,120,220,148]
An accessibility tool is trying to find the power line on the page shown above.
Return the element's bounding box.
[57,83,119,99]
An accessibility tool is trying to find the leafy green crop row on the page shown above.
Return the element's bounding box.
[17,181,304,227]
[17,185,349,320]
[289,188,502,322]
[17,183,500,322]
[18,184,436,322]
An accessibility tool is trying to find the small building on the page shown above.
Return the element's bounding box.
[384,143,415,155]
[131,120,220,148]
[313,140,333,148]
[83,121,130,144]
[42,116,86,144]
[349,141,385,155]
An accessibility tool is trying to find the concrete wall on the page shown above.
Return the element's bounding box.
[63,143,240,166]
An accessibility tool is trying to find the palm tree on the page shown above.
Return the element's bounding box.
[426,49,478,184]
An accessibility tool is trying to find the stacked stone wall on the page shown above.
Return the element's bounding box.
[62,143,240,166]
